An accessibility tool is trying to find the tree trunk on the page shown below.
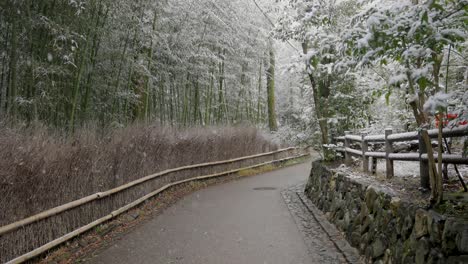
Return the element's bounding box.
[193,78,200,124]
[302,42,330,157]
[69,24,92,132]
[142,11,158,122]
[0,24,10,116]
[256,60,262,124]
[204,70,214,126]
[217,49,226,123]
[266,41,277,131]
[406,63,443,204]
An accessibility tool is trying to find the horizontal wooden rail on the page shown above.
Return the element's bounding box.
[5,152,310,264]
[384,153,463,162]
[332,125,467,190]
[387,153,420,161]
[364,134,385,142]
[336,126,468,143]
[345,147,362,156]
[387,131,418,142]
[387,125,468,142]
[365,152,386,158]
[0,147,296,236]
[345,135,362,142]
[420,154,468,164]
[340,150,468,164]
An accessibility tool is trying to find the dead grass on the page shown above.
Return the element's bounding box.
[0,123,279,226]
[0,123,290,262]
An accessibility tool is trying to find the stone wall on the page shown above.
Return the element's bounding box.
[304,159,468,264]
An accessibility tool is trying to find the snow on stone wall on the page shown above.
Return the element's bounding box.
[305,159,468,264]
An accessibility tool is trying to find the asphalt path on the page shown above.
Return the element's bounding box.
[87,160,348,264]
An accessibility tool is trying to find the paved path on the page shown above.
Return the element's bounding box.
[87,160,349,264]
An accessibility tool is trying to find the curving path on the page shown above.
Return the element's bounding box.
[86,160,351,264]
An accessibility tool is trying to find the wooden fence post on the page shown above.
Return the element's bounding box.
[362,133,369,173]
[419,129,430,189]
[385,128,394,178]
[371,157,377,175]
[345,131,351,165]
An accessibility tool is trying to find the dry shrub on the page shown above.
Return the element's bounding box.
[0,124,279,226]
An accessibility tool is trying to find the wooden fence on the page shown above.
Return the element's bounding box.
[0,147,309,264]
[333,125,468,188]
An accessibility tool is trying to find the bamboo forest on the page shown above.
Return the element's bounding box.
[1,0,468,263]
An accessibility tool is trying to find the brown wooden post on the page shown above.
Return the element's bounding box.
[331,131,336,145]
[345,131,351,165]
[419,129,430,189]
[371,157,377,175]
[362,133,369,172]
[385,128,394,178]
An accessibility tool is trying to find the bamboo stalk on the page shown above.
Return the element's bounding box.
[266,40,277,131]
[256,59,262,123]
[5,152,309,264]
[142,10,158,122]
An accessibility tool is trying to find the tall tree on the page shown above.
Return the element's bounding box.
[266,41,278,131]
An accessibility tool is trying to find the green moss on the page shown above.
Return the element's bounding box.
[283,156,309,166]
[238,164,276,177]
[434,201,468,220]
[238,156,309,177]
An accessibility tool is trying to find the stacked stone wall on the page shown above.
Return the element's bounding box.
[305,160,468,263]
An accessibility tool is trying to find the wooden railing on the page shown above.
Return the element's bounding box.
[333,125,468,188]
[0,147,309,264]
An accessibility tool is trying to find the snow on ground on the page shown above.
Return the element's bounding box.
[332,159,468,205]
[376,160,420,178]
[344,157,468,180]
